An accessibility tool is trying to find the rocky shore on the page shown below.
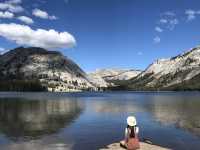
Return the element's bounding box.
[100,142,171,150]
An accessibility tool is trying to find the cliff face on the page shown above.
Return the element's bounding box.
[89,69,141,87]
[0,47,95,92]
[127,46,200,90]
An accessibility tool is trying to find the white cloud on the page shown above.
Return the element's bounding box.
[0,47,7,55]
[49,15,57,20]
[185,9,200,21]
[154,36,161,44]
[137,51,143,56]
[0,0,23,13]
[168,18,179,30]
[18,16,34,24]
[155,26,163,33]
[158,12,179,31]
[0,11,14,18]
[155,9,200,43]
[169,18,179,25]
[0,47,5,51]
[164,11,176,17]
[32,8,48,19]
[185,10,196,21]
[160,19,168,24]
[0,23,76,49]
[8,5,23,13]
[32,8,57,20]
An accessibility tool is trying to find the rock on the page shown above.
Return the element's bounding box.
[100,142,171,150]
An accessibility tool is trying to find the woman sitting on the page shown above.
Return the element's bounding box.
[120,116,140,150]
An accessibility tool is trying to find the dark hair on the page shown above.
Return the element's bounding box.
[127,125,137,138]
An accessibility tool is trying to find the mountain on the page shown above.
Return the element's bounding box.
[125,46,200,91]
[89,69,141,87]
[2,45,200,92]
[88,73,109,88]
[0,47,96,92]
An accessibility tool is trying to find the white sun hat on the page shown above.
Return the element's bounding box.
[127,116,137,126]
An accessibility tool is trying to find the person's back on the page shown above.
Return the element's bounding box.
[120,116,140,150]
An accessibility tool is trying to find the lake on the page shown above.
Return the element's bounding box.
[0,92,200,150]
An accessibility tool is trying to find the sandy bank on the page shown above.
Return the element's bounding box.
[100,142,171,150]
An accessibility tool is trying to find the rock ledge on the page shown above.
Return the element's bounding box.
[100,142,171,150]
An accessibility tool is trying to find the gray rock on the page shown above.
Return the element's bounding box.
[100,142,171,150]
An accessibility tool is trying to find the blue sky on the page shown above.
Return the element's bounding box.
[0,0,200,71]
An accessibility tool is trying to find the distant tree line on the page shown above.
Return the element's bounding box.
[0,80,46,92]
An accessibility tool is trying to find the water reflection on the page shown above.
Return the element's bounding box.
[88,93,200,137]
[0,98,84,140]
[1,138,73,150]
[150,95,200,136]
[90,100,145,113]
[0,92,200,150]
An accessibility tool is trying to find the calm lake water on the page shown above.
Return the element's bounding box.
[0,92,200,150]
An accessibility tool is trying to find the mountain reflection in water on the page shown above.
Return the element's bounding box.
[88,94,200,137]
[0,98,84,140]
[149,95,200,136]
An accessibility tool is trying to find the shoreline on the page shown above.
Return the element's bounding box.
[100,142,171,150]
